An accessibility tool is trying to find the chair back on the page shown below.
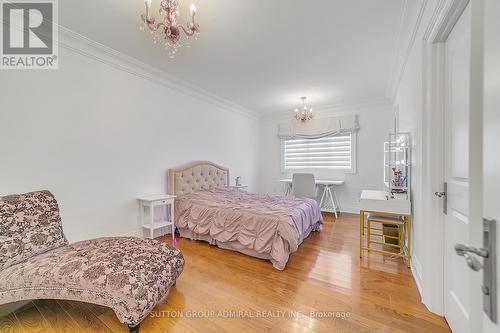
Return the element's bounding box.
[0,190,67,269]
[292,173,316,199]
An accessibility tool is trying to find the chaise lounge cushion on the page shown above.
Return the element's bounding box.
[0,191,67,270]
[0,237,185,325]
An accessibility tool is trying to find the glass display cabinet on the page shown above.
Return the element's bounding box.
[384,132,411,196]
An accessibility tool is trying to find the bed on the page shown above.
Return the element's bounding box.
[168,161,323,270]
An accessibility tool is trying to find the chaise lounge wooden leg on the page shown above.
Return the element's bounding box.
[128,324,140,333]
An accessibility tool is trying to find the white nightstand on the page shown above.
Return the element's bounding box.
[228,185,248,192]
[137,194,176,242]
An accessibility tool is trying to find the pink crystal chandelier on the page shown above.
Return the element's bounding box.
[140,0,200,58]
[294,97,314,122]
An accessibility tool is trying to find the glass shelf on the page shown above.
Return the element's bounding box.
[384,133,411,195]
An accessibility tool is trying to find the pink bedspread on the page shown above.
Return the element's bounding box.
[175,188,323,270]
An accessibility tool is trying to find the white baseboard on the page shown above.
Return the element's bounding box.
[339,205,360,214]
[411,256,424,299]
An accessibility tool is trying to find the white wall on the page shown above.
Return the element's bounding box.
[0,42,260,243]
[391,0,443,314]
[393,34,426,291]
[257,103,393,212]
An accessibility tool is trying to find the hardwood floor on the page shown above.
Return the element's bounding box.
[1,213,450,333]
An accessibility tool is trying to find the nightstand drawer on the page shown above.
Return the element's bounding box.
[156,199,168,205]
[147,198,174,206]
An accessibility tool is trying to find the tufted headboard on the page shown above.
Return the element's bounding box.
[167,161,229,196]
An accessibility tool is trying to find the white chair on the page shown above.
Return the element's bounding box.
[292,173,317,200]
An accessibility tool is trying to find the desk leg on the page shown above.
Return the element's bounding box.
[284,183,291,196]
[406,215,411,268]
[330,186,341,214]
[359,210,364,258]
[319,185,327,211]
[327,186,338,219]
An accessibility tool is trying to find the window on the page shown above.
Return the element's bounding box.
[282,133,356,172]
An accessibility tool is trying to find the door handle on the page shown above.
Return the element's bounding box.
[463,252,483,271]
[435,182,447,214]
[455,243,488,271]
[455,243,489,258]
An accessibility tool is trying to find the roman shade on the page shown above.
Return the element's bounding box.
[278,115,359,139]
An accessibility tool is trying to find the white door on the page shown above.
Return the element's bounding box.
[443,4,472,333]
[483,0,500,331]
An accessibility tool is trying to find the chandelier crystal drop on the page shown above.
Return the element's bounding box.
[294,96,313,122]
[140,0,200,58]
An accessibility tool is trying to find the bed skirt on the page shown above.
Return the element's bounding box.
[178,224,319,270]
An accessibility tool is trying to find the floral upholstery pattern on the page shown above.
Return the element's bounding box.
[0,191,67,270]
[0,191,185,326]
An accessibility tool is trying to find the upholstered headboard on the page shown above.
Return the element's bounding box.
[167,161,229,196]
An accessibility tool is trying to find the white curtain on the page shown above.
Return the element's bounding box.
[278,115,359,139]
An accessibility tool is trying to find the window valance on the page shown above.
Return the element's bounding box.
[278,115,359,139]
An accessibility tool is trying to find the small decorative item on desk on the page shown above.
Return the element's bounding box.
[391,167,406,187]
[230,176,247,192]
[391,167,407,193]
[137,194,176,244]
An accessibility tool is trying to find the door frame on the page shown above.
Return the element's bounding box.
[421,0,485,330]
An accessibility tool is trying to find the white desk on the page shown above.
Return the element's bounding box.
[359,190,411,266]
[359,190,410,215]
[279,179,345,218]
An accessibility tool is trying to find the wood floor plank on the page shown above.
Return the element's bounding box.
[14,302,51,333]
[94,311,128,333]
[83,303,109,318]
[0,313,23,333]
[58,301,112,333]
[85,305,128,333]
[33,300,82,333]
[3,213,450,332]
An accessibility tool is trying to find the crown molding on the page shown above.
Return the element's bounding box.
[387,0,429,102]
[386,0,409,100]
[423,0,469,43]
[55,26,260,120]
[261,97,392,122]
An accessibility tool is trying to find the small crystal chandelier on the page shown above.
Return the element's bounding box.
[294,96,313,122]
[140,0,200,58]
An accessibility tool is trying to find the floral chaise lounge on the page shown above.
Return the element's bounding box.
[0,190,184,332]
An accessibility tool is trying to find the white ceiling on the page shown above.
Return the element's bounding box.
[60,0,403,113]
